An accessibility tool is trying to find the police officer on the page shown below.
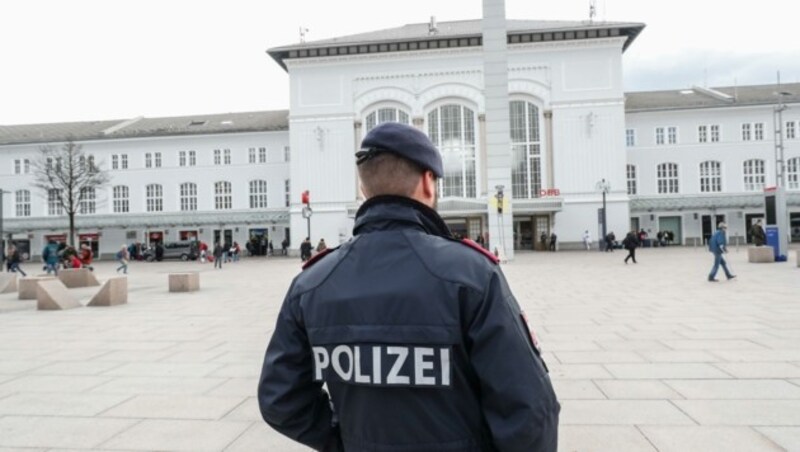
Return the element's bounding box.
[258,122,559,451]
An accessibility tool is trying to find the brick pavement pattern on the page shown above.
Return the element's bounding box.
[0,246,798,451]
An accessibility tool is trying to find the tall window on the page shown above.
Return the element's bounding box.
[249,148,256,164]
[215,181,232,209]
[625,129,635,147]
[365,107,410,131]
[699,161,722,193]
[787,121,796,140]
[121,154,128,169]
[285,179,291,207]
[249,180,268,208]
[788,157,800,190]
[698,125,708,143]
[214,149,221,165]
[428,104,477,198]
[146,184,163,212]
[742,123,752,141]
[112,154,119,170]
[667,126,678,144]
[754,123,764,140]
[113,186,129,213]
[79,187,96,214]
[154,152,162,168]
[260,147,267,163]
[509,100,541,199]
[15,190,30,217]
[223,149,231,165]
[48,189,63,215]
[14,159,20,174]
[743,159,766,191]
[655,127,665,145]
[180,183,197,211]
[710,125,720,142]
[626,165,637,195]
[179,151,187,167]
[145,153,153,168]
[283,146,290,162]
[188,150,196,166]
[656,163,679,194]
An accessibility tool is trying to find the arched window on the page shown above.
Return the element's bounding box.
[365,107,410,132]
[788,157,800,190]
[428,104,477,198]
[215,181,232,210]
[180,183,197,211]
[510,100,542,199]
[743,159,765,191]
[249,180,268,209]
[146,184,163,212]
[15,190,30,217]
[79,187,96,214]
[656,163,679,194]
[699,161,722,193]
[113,186,129,213]
[626,165,637,195]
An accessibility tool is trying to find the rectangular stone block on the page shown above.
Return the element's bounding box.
[169,272,200,292]
[0,273,18,293]
[747,246,775,263]
[57,268,100,288]
[18,276,56,300]
[87,276,127,307]
[36,279,82,310]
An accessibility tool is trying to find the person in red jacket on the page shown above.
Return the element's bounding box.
[70,254,83,269]
[79,244,94,271]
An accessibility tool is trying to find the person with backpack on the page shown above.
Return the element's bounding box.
[42,240,60,275]
[623,231,639,264]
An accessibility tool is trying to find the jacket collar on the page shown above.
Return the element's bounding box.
[353,195,452,238]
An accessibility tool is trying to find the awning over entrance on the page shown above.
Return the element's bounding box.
[4,209,290,233]
[630,193,800,213]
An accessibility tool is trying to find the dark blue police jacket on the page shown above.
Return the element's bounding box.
[258,195,560,452]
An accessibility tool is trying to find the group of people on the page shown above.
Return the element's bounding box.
[299,237,327,262]
[38,240,97,276]
[540,231,558,251]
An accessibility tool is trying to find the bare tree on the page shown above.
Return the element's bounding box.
[32,140,110,247]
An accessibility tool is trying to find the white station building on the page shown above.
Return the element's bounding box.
[1,17,798,259]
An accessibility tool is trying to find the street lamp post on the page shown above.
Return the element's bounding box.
[596,179,611,251]
[0,189,9,270]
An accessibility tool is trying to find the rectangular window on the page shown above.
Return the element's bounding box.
[787,121,797,140]
[285,179,291,207]
[24,159,30,174]
[179,151,186,167]
[260,147,267,163]
[113,186,129,213]
[145,153,152,168]
[655,127,665,145]
[710,125,720,142]
[626,165,636,195]
[79,187,96,214]
[189,150,196,166]
[154,152,162,168]
[15,190,30,217]
[146,185,163,212]
[667,126,677,144]
[224,149,231,165]
[48,189,63,216]
[214,149,221,165]
[742,123,752,141]
[754,122,764,140]
[698,125,707,143]
[249,147,256,164]
[625,129,635,147]
[180,183,197,211]
[14,159,21,174]
[284,146,291,162]
[112,155,119,170]
[121,154,128,169]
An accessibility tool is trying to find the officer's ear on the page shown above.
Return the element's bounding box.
[420,170,437,205]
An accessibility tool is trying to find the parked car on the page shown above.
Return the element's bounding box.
[142,241,198,262]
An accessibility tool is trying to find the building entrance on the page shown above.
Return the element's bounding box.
[514,215,550,251]
[701,215,725,245]
[214,229,233,247]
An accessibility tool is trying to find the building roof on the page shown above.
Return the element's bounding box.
[630,192,800,212]
[0,110,289,146]
[625,83,800,113]
[268,19,645,70]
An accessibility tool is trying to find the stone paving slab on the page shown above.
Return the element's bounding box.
[0,249,797,450]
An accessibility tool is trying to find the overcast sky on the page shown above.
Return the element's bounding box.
[0,0,797,125]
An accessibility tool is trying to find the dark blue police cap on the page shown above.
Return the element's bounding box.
[357,122,443,178]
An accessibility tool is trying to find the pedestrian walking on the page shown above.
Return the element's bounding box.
[7,245,26,276]
[258,121,559,451]
[116,245,129,274]
[708,222,736,282]
[42,240,60,276]
[316,238,327,253]
[623,231,639,264]
[213,242,223,269]
[549,231,557,251]
[582,229,592,250]
[299,237,312,261]
[605,231,616,252]
[79,244,94,271]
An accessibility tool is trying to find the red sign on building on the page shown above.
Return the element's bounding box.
[540,188,561,197]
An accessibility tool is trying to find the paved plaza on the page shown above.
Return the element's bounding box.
[0,246,798,451]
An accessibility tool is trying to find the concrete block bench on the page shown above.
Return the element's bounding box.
[0,273,18,294]
[19,276,57,300]
[88,276,128,307]
[748,246,775,263]
[169,272,200,292]
[37,279,81,310]
[58,268,100,288]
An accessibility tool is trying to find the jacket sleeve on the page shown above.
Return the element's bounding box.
[466,269,560,452]
[258,288,342,451]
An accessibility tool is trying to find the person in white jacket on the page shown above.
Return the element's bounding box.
[583,230,592,250]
